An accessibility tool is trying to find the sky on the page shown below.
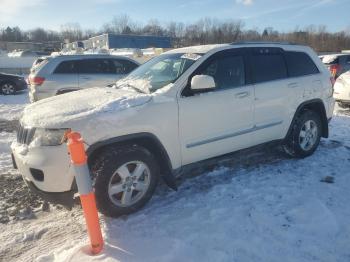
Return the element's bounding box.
[0,0,349,32]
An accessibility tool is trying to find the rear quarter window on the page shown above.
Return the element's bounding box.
[285,51,319,77]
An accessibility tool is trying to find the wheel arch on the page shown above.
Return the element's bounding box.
[86,133,178,191]
[285,99,329,140]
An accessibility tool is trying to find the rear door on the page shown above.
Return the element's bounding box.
[285,50,321,101]
[49,60,79,93]
[78,58,117,88]
[249,47,295,143]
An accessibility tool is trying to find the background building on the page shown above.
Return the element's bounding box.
[64,34,172,50]
[0,41,61,52]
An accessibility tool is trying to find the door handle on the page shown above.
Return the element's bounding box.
[288,82,298,88]
[235,91,250,99]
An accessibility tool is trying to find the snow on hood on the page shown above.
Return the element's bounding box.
[21,87,151,127]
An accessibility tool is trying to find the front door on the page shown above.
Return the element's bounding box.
[178,49,255,165]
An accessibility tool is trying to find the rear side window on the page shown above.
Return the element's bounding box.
[112,59,138,74]
[251,53,287,83]
[54,60,77,74]
[79,59,115,74]
[285,51,319,77]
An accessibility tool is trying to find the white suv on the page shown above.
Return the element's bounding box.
[12,42,335,217]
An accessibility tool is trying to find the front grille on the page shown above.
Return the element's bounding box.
[17,125,35,145]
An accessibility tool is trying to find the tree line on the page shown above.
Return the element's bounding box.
[1,15,350,52]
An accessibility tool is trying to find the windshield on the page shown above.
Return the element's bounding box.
[116,52,202,93]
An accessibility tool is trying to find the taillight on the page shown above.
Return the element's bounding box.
[29,76,45,86]
[329,64,341,77]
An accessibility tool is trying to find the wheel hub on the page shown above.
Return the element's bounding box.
[107,161,151,207]
[299,120,318,151]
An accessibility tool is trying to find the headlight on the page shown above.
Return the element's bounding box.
[31,128,69,146]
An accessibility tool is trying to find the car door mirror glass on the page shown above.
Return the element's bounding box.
[191,75,216,90]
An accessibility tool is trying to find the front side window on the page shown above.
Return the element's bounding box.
[196,55,245,90]
[251,52,287,83]
[116,53,200,93]
[54,60,77,74]
[79,59,114,74]
[285,51,319,77]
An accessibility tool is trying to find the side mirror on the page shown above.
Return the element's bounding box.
[191,75,215,91]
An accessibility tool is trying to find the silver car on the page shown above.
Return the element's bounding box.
[28,54,139,102]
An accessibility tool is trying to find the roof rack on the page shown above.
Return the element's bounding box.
[230,41,297,45]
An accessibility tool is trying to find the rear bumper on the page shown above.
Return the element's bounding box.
[29,87,53,102]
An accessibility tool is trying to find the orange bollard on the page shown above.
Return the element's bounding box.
[66,131,104,255]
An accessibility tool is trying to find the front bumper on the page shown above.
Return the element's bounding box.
[11,142,76,192]
[11,143,77,207]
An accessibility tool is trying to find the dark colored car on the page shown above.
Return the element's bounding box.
[0,73,27,95]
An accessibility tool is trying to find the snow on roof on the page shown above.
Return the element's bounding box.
[165,44,229,54]
[322,53,350,64]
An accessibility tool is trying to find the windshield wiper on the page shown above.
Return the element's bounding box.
[116,83,146,94]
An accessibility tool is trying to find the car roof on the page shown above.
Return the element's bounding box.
[50,54,139,62]
[165,44,229,54]
[165,42,309,55]
[323,53,350,57]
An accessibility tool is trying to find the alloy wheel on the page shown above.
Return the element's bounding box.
[299,120,318,151]
[108,161,151,207]
[1,83,15,95]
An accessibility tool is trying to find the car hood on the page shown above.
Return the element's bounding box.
[21,87,152,128]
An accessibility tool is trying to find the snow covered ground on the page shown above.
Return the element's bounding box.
[1,91,350,262]
[0,91,29,120]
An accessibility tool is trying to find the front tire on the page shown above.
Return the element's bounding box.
[283,110,322,158]
[91,145,159,217]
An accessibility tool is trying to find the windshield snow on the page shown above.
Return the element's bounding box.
[116,53,201,94]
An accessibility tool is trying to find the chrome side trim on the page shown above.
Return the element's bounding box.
[186,120,283,148]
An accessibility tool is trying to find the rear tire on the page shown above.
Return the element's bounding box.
[91,145,159,217]
[283,110,322,158]
[1,82,16,95]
